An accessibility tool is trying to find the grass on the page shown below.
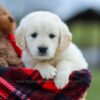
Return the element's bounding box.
[86,69,100,100]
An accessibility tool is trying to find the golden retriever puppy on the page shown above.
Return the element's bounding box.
[15,11,88,89]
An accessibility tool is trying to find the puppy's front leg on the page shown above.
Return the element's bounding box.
[34,63,57,79]
[54,61,75,89]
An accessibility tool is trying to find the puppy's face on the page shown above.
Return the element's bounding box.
[25,21,59,60]
[15,11,72,60]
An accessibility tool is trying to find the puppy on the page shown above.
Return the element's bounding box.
[15,11,88,89]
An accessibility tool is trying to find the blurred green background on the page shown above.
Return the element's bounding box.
[69,20,100,100]
[87,69,100,100]
[70,21,100,48]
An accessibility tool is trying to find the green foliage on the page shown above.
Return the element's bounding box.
[69,21,100,48]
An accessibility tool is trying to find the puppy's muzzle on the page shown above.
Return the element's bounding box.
[38,46,48,56]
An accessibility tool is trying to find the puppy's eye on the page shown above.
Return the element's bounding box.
[31,33,37,38]
[49,34,56,38]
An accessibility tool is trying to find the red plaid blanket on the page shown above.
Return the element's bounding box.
[0,67,91,100]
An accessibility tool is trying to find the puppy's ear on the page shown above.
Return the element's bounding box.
[58,23,72,52]
[15,25,26,50]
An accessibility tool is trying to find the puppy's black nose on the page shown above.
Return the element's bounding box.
[38,47,48,54]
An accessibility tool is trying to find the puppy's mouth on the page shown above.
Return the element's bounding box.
[36,47,51,59]
[36,54,51,60]
[34,53,53,60]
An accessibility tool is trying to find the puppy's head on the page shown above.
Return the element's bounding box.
[15,11,72,60]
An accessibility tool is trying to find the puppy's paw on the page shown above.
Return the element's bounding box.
[34,64,57,79]
[54,71,70,89]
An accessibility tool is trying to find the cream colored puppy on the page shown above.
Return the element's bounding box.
[15,11,88,89]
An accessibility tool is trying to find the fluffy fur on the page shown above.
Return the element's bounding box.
[15,11,88,89]
[0,5,22,67]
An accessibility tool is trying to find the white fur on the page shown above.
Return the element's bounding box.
[15,11,88,89]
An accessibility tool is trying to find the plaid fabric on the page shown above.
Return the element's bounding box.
[0,67,91,100]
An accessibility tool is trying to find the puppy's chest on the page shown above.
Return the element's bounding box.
[23,51,61,68]
[38,58,60,67]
